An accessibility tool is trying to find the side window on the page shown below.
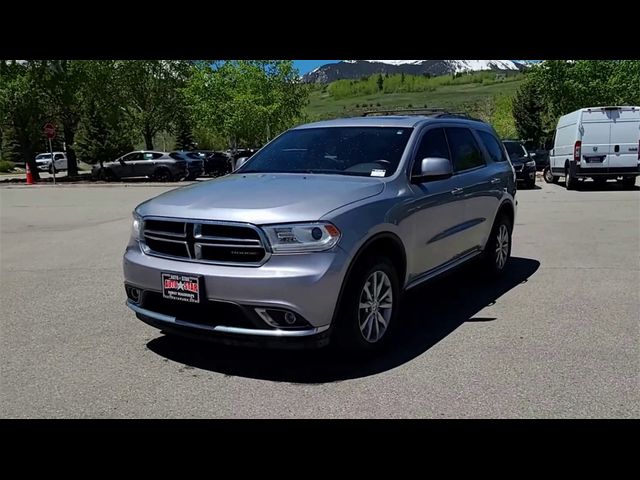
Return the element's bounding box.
[124,153,141,161]
[444,127,485,172]
[477,130,508,163]
[151,153,164,159]
[412,128,450,175]
[54,154,64,160]
[142,152,155,160]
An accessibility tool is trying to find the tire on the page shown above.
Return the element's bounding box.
[565,168,578,190]
[592,177,607,187]
[543,166,558,184]
[101,169,117,182]
[621,177,636,189]
[482,213,513,277]
[153,168,173,182]
[333,257,400,352]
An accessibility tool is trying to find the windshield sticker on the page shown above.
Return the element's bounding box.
[397,130,404,134]
[371,169,386,177]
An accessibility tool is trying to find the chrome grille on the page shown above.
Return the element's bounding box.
[141,218,268,266]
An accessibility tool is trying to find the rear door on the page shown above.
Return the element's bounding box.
[580,110,611,170]
[608,108,640,170]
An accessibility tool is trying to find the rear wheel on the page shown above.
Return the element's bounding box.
[621,176,637,189]
[565,168,578,190]
[334,257,400,351]
[153,168,173,182]
[592,177,608,187]
[543,166,558,184]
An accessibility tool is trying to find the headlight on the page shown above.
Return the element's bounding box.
[525,160,536,168]
[262,222,341,253]
[131,212,141,241]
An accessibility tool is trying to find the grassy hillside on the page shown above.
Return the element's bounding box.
[305,74,525,121]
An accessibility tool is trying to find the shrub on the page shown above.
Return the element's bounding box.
[0,160,16,173]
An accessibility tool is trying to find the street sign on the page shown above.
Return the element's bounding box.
[44,123,56,139]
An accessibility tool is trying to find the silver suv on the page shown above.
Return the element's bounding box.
[123,113,517,350]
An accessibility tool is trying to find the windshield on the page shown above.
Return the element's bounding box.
[238,127,413,177]
[504,142,527,159]
[36,154,51,160]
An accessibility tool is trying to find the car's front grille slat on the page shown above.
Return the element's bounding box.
[142,219,267,266]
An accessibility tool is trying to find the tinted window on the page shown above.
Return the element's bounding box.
[123,153,142,161]
[503,141,527,159]
[152,153,164,159]
[477,131,507,163]
[445,128,485,172]
[413,128,450,175]
[54,154,64,160]
[239,127,412,177]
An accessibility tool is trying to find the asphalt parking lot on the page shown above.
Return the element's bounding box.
[1,179,638,418]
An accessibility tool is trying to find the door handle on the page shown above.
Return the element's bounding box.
[490,177,501,185]
[451,187,464,195]
[614,145,620,153]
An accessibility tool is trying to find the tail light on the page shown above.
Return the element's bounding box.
[574,141,582,163]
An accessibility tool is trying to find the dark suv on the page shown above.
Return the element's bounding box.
[503,140,537,188]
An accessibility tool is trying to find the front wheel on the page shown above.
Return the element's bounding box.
[621,177,636,189]
[482,213,512,277]
[334,257,400,351]
[153,168,173,182]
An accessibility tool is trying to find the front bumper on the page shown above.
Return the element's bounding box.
[514,164,536,181]
[123,243,349,345]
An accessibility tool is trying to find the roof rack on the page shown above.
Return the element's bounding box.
[361,108,484,122]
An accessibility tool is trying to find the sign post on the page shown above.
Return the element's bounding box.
[43,123,56,184]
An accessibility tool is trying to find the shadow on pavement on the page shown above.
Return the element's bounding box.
[147,256,540,383]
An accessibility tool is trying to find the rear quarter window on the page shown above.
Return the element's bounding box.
[477,131,508,163]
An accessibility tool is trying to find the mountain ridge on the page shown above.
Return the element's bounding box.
[303,60,528,83]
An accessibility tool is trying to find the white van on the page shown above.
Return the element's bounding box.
[544,106,640,189]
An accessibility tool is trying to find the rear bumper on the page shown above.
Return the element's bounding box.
[569,165,640,177]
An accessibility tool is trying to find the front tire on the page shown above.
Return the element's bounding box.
[621,177,636,189]
[482,213,512,277]
[334,257,400,351]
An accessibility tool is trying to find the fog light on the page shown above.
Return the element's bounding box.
[125,285,141,303]
[254,308,310,329]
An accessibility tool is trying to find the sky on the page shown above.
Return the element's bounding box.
[293,60,339,75]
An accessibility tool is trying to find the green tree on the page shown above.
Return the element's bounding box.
[114,60,192,150]
[512,79,544,144]
[174,109,195,150]
[185,60,309,149]
[376,74,384,92]
[0,61,47,180]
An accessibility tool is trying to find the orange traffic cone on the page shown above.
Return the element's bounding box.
[26,163,35,185]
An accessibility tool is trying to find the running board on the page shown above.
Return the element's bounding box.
[405,249,483,291]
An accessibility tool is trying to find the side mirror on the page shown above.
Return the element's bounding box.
[411,157,453,182]
[234,157,249,171]
[119,158,126,165]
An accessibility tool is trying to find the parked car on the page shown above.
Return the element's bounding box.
[123,112,516,352]
[545,106,640,189]
[502,140,536,188]
[35,152,68,173]
[168,151,204,180]
[230,148,259,171]
[192,150,233,177]
[529,149,549,171]
[91,151,188,182]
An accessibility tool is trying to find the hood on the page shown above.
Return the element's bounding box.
[136,173,385,224]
